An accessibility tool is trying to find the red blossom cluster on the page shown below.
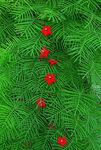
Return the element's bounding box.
[34,25,68,147]
[39,25,57,85]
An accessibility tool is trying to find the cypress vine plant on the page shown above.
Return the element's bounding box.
[0,0,101,149]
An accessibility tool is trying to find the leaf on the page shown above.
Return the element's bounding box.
[0,102,27,143]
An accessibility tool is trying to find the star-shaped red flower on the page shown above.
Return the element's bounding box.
[41,25,52,36]
[57,136,67,147]
[39,47,50,58]
[36,98,46,107]
[44,74,56,84]
[48,59,57,65]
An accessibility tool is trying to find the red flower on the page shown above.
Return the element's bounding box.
[44,74,56,84]
[36,98,46,107]
[39,47,50,58]
[48,59,57,65]
[41,25,52,36]
[57,136,67,146]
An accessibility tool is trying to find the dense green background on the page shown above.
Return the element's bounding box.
[0,0,101,149]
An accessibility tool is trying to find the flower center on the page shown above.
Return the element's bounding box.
[61,140,63,142]
[48,76,52,79]
[41,50,44,53]
[45,28,48,31]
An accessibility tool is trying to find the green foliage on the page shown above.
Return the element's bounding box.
[0,0,101,149]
